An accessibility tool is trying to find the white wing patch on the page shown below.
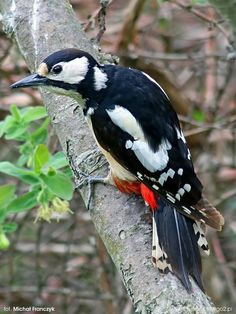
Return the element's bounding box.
[106,105,145,140]
[175,127,186,144]
[106,105,172,172]
[126,139,172,172]
[93,66,108,91]
[47,57,89,84]
[158,168,175,186]
[142,72,169,100]
[187,148,191,160]
[175,183,192,201]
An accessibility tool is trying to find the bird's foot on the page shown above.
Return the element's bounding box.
[76,171,114,210]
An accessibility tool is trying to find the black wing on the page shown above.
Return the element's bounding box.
[89,66,203,208]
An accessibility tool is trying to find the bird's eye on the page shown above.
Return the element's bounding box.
[52,65,62,74]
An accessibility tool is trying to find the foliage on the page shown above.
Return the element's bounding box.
[192,109,206,122]
[0,105,74,249]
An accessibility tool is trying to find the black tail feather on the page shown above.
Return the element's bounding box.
[152,197,205,292]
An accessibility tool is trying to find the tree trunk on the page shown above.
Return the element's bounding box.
[0,1,216,313]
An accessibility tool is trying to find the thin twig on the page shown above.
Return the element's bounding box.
[116,0,147,52]
[83,0,113,42]
[181,114,236,138]
[172,0,233,47]
[214,187,236,207]
[204,8,217,113]
[123,50,226,62]
[96,0,112,43]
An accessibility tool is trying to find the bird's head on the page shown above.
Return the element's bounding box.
[11,48,108,100]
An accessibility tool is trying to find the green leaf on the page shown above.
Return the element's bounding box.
[192,109,205,122]
[17,154,29,167]
[0,233,10,249]
[23,106,47,122]
[63,166,73,178]
[48,152,69,169]
[0,121,6,137]
[1,114,27,141]
[4,124,28,141]
[33,144,50,173]
[7,191,38,213]
[19,142,34,156]
[32,128,48,145]
[40,172,73,200]
[37,188,53,204]
[0,184,16,208]
[3,115,15,132]
[0,162,39,184]
[47,167,56,176]
[2,223,17,233]
[10,104,21,121]
[31,118,49,144]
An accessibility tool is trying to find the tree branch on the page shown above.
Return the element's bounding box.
[209,0,236,36]
[173,0,232,47]
[0,0,215,312]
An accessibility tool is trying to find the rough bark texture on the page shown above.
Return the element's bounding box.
[0,1,216,313]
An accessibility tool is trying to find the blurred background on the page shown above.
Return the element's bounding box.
[0,0,236,313]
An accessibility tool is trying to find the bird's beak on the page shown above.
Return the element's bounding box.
[11,73,48,89]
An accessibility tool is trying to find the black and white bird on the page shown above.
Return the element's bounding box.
[11,48,224,292]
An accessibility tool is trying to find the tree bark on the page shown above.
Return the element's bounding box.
[0,1,215,313]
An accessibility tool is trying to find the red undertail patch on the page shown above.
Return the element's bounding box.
[113,176,141,195]
[112,177,158,210]
[140,183,158,211]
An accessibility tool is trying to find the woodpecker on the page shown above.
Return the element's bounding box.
[11,48,224,292]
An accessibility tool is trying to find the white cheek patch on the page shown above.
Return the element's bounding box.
[142,72,169,100]
[93,66,108,91]
[47,57,89,84]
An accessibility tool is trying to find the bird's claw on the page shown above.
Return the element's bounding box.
[76,175,111,210]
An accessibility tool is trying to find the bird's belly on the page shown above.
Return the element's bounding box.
[86,114,136,181]
[86,113,139,194]
[98,143,141,194]
[100,146,136,182]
